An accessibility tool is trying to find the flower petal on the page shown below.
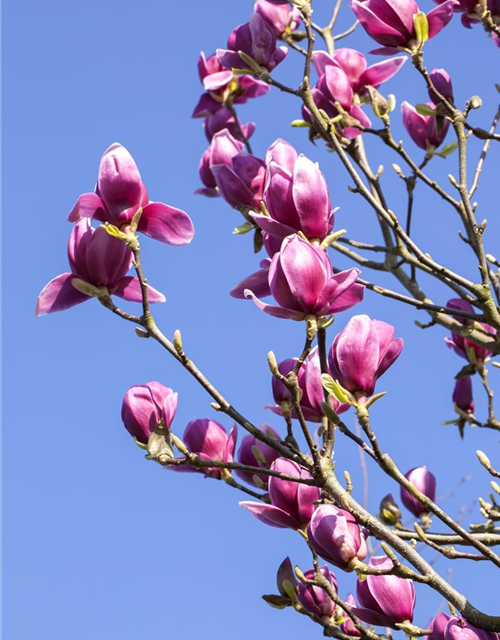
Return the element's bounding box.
[239,502,301,529]
[359,56,407,90]
[67,192,106,222]
[36,273,90,316]
[112,276,166,303]
[140,202,195,245]
[426,0,458,38]
[244,289,305,320]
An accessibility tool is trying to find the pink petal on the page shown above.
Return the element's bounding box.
[244,289,305,320]
[112,276,166,303]
[239,502,301,529]
[203,70,234,91]
[97,143,144,220]
[359,56,407,90]
[36,273,90,316]
[230,263,271,299]
[140,202,195,245]
[427,0,458,38]
[67,192,106,222]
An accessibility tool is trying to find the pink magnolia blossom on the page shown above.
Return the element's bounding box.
[313,48,407,96]
[235,424,281,487]
[181,419,237,479]
[297,566,338,617]
[328,314,403,400]
[192,51,268,119]
[444,298,497,364]
[217,14,288,73]
[342,595,363,636]
[240,458,320,529]
[400,466,437,517]
[269,347,350,422]
[36,219,165,316]
[253,153,335,242]
[401,101,450,150]
[68,143,194,246]
[353,556,416,628]
[254,0,301,37]
[307,504,368,570]
[244,235,364,321]
[350,0,457,55]
[121,382,178,444]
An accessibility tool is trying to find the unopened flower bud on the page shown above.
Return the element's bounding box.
[379,493,402,525]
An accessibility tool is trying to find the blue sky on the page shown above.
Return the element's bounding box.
[3,0,500,638]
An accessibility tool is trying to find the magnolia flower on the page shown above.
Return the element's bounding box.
[244,235,364,321]
[36,219,164,316]
[68,143,194,246]
[400,466,437,517]
[121,382,178,444]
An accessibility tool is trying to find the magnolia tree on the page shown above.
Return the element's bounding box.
[36,0,500,637]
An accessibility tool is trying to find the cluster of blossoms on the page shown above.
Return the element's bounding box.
[36,0,500,634]
[36,144,194,315]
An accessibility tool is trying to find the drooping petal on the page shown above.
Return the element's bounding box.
[112,276,166,303]
[36,273,90,316]
[244,289,305,320]
[239,501,301,529]
[139,202,195,246]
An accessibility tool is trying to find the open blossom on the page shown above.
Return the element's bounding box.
[192,51,268,119]
[244,235,364,321]
[253,153,335,242]
[353,556,416,628]
[431,0,500,35]
[240,458,320,529]
[445,298,497,364]
[401,101,450,150]
[235,424,281,487]
[217,13,288,73]
[328,315,403,401]
[350,0,457,55]
[313,48,407,97]
[298,566,338,618]
[36,219,165,316]
[181,419,237,479]
[303,64,372,138]
[269,348,350,422]
[121,382,178,444]
[68,143,194,246]
[255,0,301,37]
[400,466,437,517]
[307,504,368,570]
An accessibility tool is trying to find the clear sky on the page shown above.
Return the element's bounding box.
[3,1,500,638]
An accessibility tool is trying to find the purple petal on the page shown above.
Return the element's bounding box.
[139,202,195,246]
[85,226,132,286]
[323,66,353,111]
[36,273,90,316]
[211,163,258,209]
[252,213,297,240]
[313,50,337,76]
[112,276,166,303]
[265,139,298,173]
[293,155,331,238]
[203,70,234,91]
[350,1,407,47]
